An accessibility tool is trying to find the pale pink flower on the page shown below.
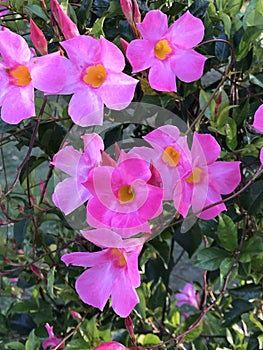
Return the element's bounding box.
[61,228,144,317]
[84,151,163,237]
[50,0,79,40]
[126,10,206,92]
[175,283,199,309]
[51,133,104,215]
[252,104,263,133]
[173,132,241,219]
[42,323,65,349]
[30,18,48,55]
[37,35,138,127]
[0,27,71,124]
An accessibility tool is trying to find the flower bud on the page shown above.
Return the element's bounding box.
[30,18,48,55]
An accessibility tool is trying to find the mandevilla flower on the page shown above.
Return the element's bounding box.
[175,283,199,309]
[42,323,65,349]
[84,151,163,237]
[260,147,263,165]
[0,0,9,17]
[126,10,206,92]
[173,132,241,219]
[94,342,127,350]
[51,133,104,215]
[61,228,144,317]
[252,104,263,133]
[0,27,71,124]
[131,125,191,200]
[40,35,138,127]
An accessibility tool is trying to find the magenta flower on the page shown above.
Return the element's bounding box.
[175,283,199,309]
[131,125,191,200]
[260,148,263,165]
[84,151,163,237]
[51,133,104,215]
[173,132,241,219]
[61,228,144,317]
[252,104,263,133]
[94,342,127,350]
[42,323,65,349]
[40,35,138,127]
[126,10,206,92]
[0,27,71,124]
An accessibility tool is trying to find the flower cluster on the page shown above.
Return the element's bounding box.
[53,125,241,318]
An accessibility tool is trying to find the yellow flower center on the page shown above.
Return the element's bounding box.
[110,248,127,267]
[10,65,32,86]
[118,185,136,204]
[162,146,180,167]
[186,167,203,184]
[154,39,172,60]
[83,64,107,88]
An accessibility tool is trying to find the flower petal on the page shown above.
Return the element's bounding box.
[191,132,221,165]
[68,89,104,127]
[51,146,82,176]
[98,71,138,110]
[208,161,241,194]
[171,48,206,83]
[0,27,31,65]
[61,250,108,267]
[194,186,226,220]
[260,147,263,165]
[30,52,76,94]
[75,264,116,310]
[99,36,125,72]
[126,39,154,72]
[81,228,124,248]
[61,35,100,68]
[111,268,139,317]
[137,10,168,41]
[166,11,204,49]
[52,177,90,215]
[148,60,176,92]
[252,104,263,133]
[1,85,35,124]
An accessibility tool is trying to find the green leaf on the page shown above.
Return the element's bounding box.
[229,284,262,300]
[224,299,253,327]
[218,214,238,251]
[25,4,49,21]
[14,216,31,246]
[173,223,202,257]
[25,329,40,350]
[148,239,170,268]
[47,267,55,298]
[181,314,203,342]
[140,334,161,346]
[240,179,263,215]
[4,342,25,350]
[195,247,230,270]
[90,16,105,36]
[19,155,47,184]
[225,118,238,150]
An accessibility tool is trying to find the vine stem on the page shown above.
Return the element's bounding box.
[186,39,235,134]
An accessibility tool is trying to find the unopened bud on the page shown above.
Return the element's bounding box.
[30,18,48,55]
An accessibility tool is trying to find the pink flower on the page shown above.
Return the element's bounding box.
[176,133,241,218]
[39,35,138,127]
[61,228,144,317]
[0,27,71,124]
[175,283,199,309]
[84,151,163,237]
[94,342,127,350]
[69,309,82,319]
[50,0,79,40]
[42,323,65,349]
[126,10,206,92]
[173,132,241,219]
[0,0,9,17]
[260,147,263,165]
[131,125,191,200]
[30,18,48,55]
[51,133,104,215]
[252,104,263,133]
